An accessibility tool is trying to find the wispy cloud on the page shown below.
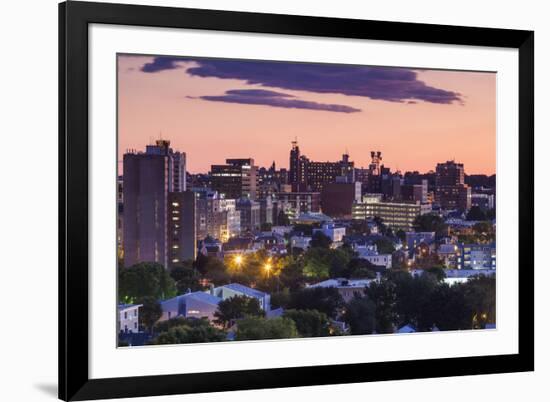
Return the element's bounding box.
[191,89,361,113]
[141,57,462,104]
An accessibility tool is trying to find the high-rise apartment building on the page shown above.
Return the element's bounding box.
[122,140,194,268]
[168,191,197,264]
[435,161,471,211]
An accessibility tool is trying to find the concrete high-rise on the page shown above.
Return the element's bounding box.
[168,191,197,264]
[122,140,195,268]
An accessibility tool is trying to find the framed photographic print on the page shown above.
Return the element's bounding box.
[59,1,534,400]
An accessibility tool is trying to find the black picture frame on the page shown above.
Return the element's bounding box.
[59,1,534,400]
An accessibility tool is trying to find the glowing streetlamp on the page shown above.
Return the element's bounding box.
[263,262,272,278]
[233,254,243,268]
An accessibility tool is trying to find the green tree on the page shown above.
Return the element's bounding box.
[277,210,290,226]
[170,262,203,294]
[302,248,331,280]
[418,284,470,331]
[288,287,344,318]
[425,267,446,282]
[278,256,306,291]
[462,275,496,329]
[374,237,396,254]
[154,317,209,333]
[413,214,448,237]
[138,296,162,333]
[119,262,176,303]
[365,279,398,333]
[270,288,292,309]
[214,295,264,328]
[310,231,332,249]
[393,273,440,330]
[202,256,231,284]
[327,248,354,278]
[347,258,377,278]
[466,206,486,221]
[343,296,376,335]
[302,248,353,280]
[283,309,331,337]
[153,322,226,344]
[235,317,299,340]
[396,229,406,243]
[260,222,273,231]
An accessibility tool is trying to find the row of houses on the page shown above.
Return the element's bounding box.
[118,283,272,338]
[307,269,496,303]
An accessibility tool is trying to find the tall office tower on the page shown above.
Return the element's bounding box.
[236,198,261,233]
[435,160,471,210]
[122,140,194,269]
[168,191,197,264]
[211,158,258,199]
[289,140,309,192]
[289,139,301,188]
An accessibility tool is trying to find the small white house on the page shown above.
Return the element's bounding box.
[118,304,142,334]
[356,248,392,269]
[290,235,312,250]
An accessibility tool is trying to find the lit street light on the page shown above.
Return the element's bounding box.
[263,262,272,278]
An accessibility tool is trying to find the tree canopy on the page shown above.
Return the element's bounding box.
[153,321,226,344]
[343,296,376,335]
[169,262,203,294]
[413,214,448,237]
[287,287,344,318]
[138,296,162,333]
[119,262,176,303]
[235,317,299,340]
[283,309,331,337]
[214,295,264,328]
[310,231,332,249]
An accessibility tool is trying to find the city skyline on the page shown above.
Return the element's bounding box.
[118,55,496,175]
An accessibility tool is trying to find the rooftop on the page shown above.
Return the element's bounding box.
[308,278,375,289]
[222,283,268,298]
[118,304,142,311]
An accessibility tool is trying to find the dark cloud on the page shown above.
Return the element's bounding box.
[193,89,361,113]
[140,57,462,104]
[141,57,185,73]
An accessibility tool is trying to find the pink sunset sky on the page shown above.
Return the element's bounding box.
[118,54,496,175]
